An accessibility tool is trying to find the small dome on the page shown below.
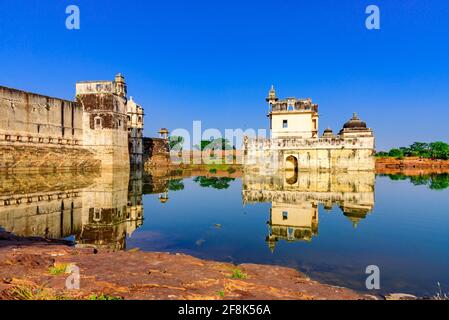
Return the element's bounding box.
[322,127,334,138]
[343,113,367,129]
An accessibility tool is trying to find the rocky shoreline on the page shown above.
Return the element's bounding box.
[376,157,449,173]
[0,230,376,300]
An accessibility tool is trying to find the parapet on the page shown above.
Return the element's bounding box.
[76,81,115,95]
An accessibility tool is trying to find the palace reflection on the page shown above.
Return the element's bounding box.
[242,171,376,251]
[0,170,146,251]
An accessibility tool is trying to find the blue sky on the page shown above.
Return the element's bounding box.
[0,0,448,150]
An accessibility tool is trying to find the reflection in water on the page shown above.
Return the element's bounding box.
[242,172,375,251]
[380,173,449,190]
[193,176,235,189]
[2,169,449,295]
[0,170,145,251]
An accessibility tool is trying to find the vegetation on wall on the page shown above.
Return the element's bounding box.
[376,142,449,160]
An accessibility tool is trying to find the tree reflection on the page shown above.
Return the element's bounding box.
[381,173,449,190]
[193,177,235,189]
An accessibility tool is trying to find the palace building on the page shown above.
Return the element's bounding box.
[242,171,375,252]
[243,87,375,172]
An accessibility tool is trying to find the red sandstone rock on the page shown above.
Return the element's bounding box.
[0,231,369,300]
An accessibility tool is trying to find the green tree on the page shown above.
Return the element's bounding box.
[409,175,431,186]
[168,179,185,191]
[201,138,233,151]
[169,136,184,150]
[410,142,430,157]
[429,174,449,190]
[388,148,404,159]
[193,177,235,189]
[375,151,389,158]
[429,142,449,160]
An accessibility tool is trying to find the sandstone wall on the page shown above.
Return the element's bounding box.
[0,145,100,173]
[243,137,375,172]
[0,172,95,239]
[77,93,129,170]
[0,86,83,146]
[143,138,170,169]
[0,85,132,172]
[0,171,143,250]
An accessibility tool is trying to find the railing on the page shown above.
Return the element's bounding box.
[244,136,373,150]
[271,104,318,113]
[0,133,81,146]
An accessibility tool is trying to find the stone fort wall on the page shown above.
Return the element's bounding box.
[143,138,170,169]
[0,83,132,173]
[0,86,101,173]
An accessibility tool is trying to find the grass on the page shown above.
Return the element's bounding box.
[6,283,68,300]
[230,268,247,280]
[88,294,124,301]
[49,263,69,275]
[217,290,225,298]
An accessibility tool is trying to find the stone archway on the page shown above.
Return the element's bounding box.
[285,155,298,172]
[285,155,299,185]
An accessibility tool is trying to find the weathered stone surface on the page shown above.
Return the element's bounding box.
[243,137,376,173]
[0,231,370,300]
[376,157,449,173]
[143,138,170,169]
[0,170,141,251]
[0,145,100,173]
[1,74,140,172]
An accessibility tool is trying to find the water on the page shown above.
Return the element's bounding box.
[1,170,448,297]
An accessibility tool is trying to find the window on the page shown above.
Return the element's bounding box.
[283,120,288,128]
[94,117,102,130]
[93,208,101,222]
[283,211,288,220]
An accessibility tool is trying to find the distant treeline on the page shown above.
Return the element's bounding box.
[376,142,449,160]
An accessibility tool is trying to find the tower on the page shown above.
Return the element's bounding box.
[266,85,279,106]
[127,97,144,169]
[266,87,319,139]
[76,74,130,170]
[115,73,127,98]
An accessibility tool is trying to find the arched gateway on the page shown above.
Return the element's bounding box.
[285,155,299,172]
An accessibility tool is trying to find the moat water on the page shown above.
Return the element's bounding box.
[1,170,448,297]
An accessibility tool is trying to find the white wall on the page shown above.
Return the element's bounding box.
[271,112,317,139]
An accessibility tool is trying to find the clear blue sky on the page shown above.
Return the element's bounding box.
[1,0,448,150]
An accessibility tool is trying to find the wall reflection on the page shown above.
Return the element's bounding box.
[242,171,376,251]
[0,170,145,251]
